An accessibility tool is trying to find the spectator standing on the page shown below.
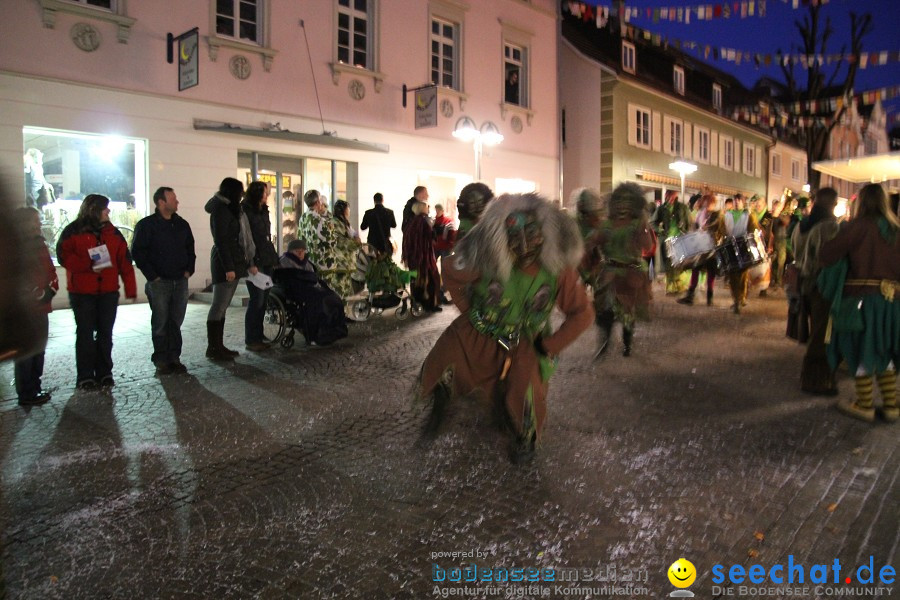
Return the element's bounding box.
[204,177,250,361]
[402,200,442,312]
[14,206,58,405]
[298,189,349,299]
[791,188,840,396]
[242,181,279,352]
[820,183,900,423]
[432,203,456,304]
[331,199,362,297]
[57,194,137,388]
[360,192,396,255]
[132,186,195,374]
[402,185,429,233]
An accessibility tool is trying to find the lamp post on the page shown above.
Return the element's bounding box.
[453,117,503,180]
[668,160,698,200]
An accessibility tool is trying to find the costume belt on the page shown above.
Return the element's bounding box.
[844,279,900,302]
[606,259,642,270]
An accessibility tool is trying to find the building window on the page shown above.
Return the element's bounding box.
[23,127,147,264]
[431,17,459,90]
[697,128,710,163]
[791,159,801,181]
[771,153,781,176]
[745,144,756,174]
[504,43,526,106]
[712,83,722,111]
[635,107,651,149]
[622,41,635,74]
[216,0,260,44]
[673,66,685,96]
[66,0,113,8]
[668,119,682,156]
[337,0,373,69]
[721,136,733,170]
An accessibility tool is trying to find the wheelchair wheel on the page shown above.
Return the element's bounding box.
[395,301,410,320]
[263,293,287,344]
[411,302,425,318]
[351,299,371,321]
[280,331,295,349]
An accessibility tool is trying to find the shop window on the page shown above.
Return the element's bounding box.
[23,127,147,262]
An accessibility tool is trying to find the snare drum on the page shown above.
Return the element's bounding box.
[665,230,715,270]
[715,231,767,275]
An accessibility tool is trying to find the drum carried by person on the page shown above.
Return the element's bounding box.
[665,230,716,271]
[714,230,767,276]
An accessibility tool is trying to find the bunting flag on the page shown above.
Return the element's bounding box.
[729,84,900,129]
[571,0,826,24]
[729,85,900,118]
[562,2,900,70]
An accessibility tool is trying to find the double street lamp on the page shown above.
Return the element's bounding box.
[453,117,503,181]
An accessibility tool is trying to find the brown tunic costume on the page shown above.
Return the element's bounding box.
[417,256,593,439]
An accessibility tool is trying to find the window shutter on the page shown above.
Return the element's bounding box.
[719,136,726,168]
[652,111,662,152]
[663,117,672,155]
[683,122,692,158]
[710,131,718,165]
[754,145,762,177]
[737,141,744,173]
[627,105,637,147]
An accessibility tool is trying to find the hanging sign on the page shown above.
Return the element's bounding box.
[167,27,199,91]
[415,86,438,129]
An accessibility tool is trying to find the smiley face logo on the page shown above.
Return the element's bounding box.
[668,558,696,588]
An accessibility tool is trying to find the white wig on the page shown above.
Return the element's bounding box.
[454,193,583,282]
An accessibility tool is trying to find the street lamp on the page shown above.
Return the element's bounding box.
[669,160,698,199]
[453,117,503,180]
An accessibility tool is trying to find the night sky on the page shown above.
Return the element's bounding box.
[576,0,900,124]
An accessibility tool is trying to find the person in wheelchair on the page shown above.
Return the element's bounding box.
[275,239,347,346]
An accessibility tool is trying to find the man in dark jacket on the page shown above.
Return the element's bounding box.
[360,192,396,255]
[133,186,196,374]
[401,186,429,233]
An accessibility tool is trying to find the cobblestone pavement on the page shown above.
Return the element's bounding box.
[1,285,897,600]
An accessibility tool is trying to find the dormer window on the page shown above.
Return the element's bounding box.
[622,41,635,74]
[673,65,684,95]
[712,83,722,111]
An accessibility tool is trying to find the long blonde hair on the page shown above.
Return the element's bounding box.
[854,183,900,230]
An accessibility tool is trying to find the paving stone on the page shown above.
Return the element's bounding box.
[0,287,897,599]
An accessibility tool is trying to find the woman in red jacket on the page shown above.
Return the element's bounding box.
[57,194,137,389]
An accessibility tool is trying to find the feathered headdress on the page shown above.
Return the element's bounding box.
[454,193,583,282]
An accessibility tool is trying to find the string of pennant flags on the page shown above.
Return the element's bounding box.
[730,85,900,128]
[563,1,899,69]
[565,0,831,26]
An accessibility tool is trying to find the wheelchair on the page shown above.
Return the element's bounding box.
[263,285,303,349]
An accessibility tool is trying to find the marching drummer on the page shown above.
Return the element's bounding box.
[717,193,761,314]
[677,193,722,307]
